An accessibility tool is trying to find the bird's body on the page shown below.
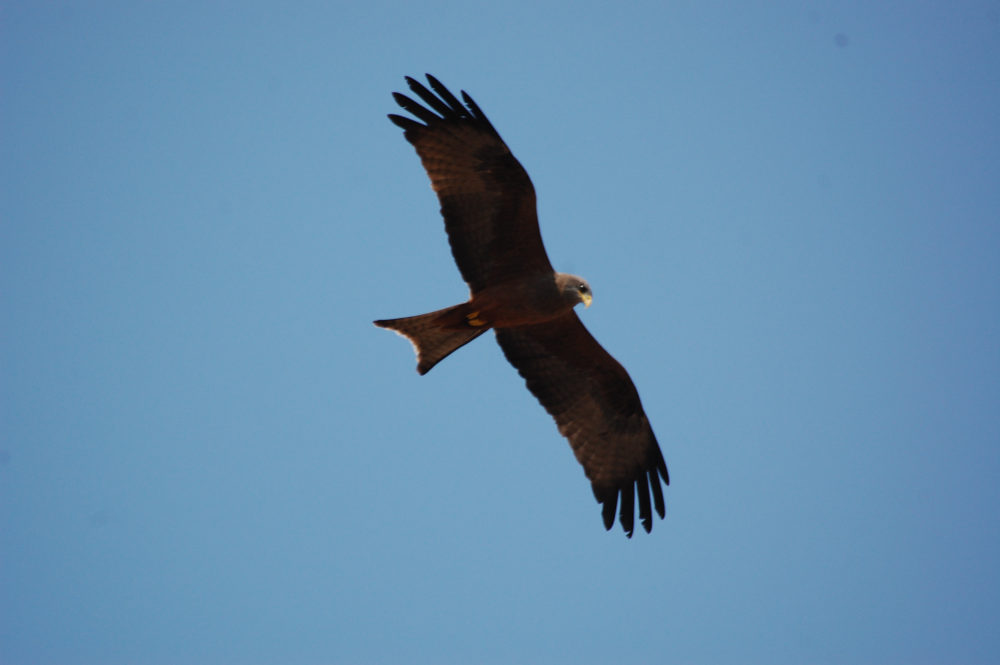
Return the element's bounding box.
[466,272,590,328]
[374,75,669,537]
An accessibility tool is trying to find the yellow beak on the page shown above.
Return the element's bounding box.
[581,292,593,308]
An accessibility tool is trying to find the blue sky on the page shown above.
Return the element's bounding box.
[2,2,999,664]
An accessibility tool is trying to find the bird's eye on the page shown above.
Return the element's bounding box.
[578,284,587,292]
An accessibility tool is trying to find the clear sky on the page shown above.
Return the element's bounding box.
[2,2,999,664]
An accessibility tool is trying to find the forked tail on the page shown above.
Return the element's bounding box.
[374,303,489,374]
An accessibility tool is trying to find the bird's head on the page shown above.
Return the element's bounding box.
[557,273,593,309]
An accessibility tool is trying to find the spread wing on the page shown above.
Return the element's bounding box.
[388,75,554,293]
[495,314,669,537]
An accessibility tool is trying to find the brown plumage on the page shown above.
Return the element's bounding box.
[374,75,668,537]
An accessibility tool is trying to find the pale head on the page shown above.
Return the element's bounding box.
[555,273,593,309]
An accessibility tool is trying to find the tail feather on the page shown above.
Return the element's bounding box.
[374,303,489,374]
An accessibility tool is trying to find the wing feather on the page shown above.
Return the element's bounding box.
[389,75,554,292]
[387,113,423,133]
[619,483,636,538]
[495,314,669,537]
[600,490,618,531]
[650,466,666,520]
[405,76,456,118]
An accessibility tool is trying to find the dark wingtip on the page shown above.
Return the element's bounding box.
[387,114,422,134]
[619,484,636,538]
[636,473,653,534]
[460,90,498,134]
[596,486,618,531]
[595,466,668,536]
[650,468,666,520]
[601,502,615,531]
[390,74,497,138]
[424,72,443,89]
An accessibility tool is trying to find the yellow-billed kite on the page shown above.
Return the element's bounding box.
[375,75,669,537]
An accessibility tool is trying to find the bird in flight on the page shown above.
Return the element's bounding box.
[374,75,669,537]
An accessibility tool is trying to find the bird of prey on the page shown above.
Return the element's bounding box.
[374,75,669,537]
